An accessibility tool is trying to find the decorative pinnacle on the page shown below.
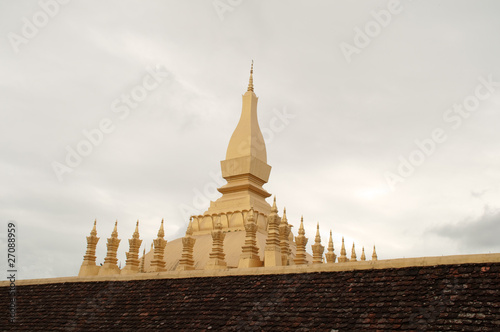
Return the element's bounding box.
[282,208,287,223]
[247,60,254,92]
[271,196,278,213]
[111,221,118,238]
[298,216,305,236]
[133,220,140,239]
[351,243,357,260]
[372,245,378,260]
[361,246,366,261]
[90,219,97,236]
[340,236,346,256]
[315,223,321,243]
[157,219,165,238]
[328,230,334,250]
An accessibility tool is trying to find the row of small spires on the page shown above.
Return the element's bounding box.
[79,198,378,276]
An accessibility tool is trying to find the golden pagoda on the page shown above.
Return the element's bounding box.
[78,64,373,276]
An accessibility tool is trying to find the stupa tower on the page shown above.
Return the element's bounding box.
[190,62,272,234]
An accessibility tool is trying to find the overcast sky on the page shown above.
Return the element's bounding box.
[1,0,500,279]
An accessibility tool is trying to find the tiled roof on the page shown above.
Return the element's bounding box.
[2,263,500,331]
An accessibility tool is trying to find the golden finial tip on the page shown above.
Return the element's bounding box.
[247,61,254,92]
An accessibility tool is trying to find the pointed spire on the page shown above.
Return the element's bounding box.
[279,207,291,266]
[206,219,227,270]
[271,196,278,213]
[372,245,378,261]
[90,219,97,236]
[315,222,321,243]
[264,196,282,267]
[247,60,254,92]
[325,230,337,263]
[298,216,305,236]
[338,236,348,263]
[151,219,167,272]
[312,222,324,264]
[78,220,100,277]
[294,216,309,265]
[157,218,165,238]
[122,220,143,274]
[111,220,118,238]
[239,207,262,268]
[132,220,140,239]
[361,246,366,261]
[98,221,121,276]
[351,243,357,262]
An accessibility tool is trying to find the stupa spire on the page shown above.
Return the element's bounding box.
[264,197,282,267]
[351,243,357,262]
[239,208,262,268]
[98,221,121,276]
[122,220,143,274]
[205,221,227,270]
[150,219,167,272]
[78,219,100,277]
[311,222,324,264]
[205,64,272,222]
[247,60,254,92]
[372,245,378,261]
[294,216,308,265]
[325,230,337,263]
[279,207,291,266]
[338,236,348,263]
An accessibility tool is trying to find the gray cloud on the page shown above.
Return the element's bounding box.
[427,206,500,253]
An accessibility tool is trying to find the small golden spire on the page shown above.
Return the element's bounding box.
[90,219,97,236]
[298,216,305,236]
[111,221,118,238]
[372,245,378,261]
[271,196,278,213]
[360,246,366,261]
[338,236,347,263]
[351,243,357,262]
[158,219,165,238]
[325,230,336,263]
[247,60,254,92]
[328,230,334,251]
[282,207,287,222]
[315,222,321,243]
[133,220,140,239]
